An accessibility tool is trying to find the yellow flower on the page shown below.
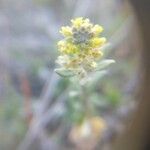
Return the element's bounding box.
[58,41,78,54]
[90,50,103,59]
[71,17,84,27]
[56,17,108,78]
[57,40,65,48]
[92,25,103,35]
[57,40,66,53]
[60,26,72,37]
[90,37,106,48]
[65,43,78,54]
[90,61,97,68]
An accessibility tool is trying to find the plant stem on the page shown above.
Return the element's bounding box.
[80,83,93,119]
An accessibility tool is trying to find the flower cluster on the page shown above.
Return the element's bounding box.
[55,17,107,78]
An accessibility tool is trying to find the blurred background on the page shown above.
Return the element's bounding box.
[0,0,142,150]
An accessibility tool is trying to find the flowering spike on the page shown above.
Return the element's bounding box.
[55,17,108,79]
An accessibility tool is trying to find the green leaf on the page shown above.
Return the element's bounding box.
[101,43,111,52]
[54,68,76,77]
[96,59,115,71]
[89,70,107,87]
